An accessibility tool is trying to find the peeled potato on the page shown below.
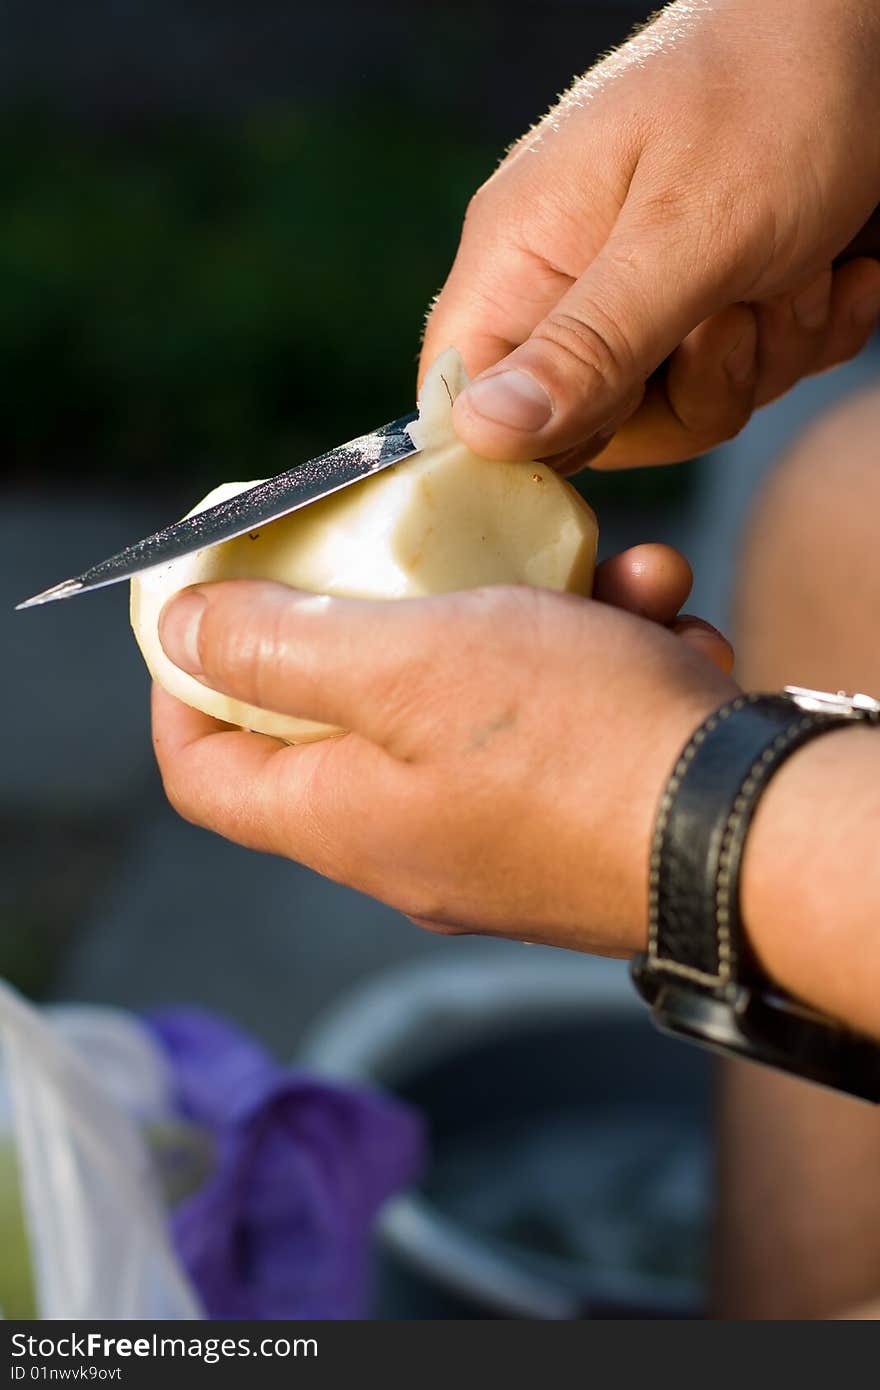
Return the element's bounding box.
[131,348,598,742]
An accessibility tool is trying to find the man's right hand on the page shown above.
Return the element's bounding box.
[422,0,880,471]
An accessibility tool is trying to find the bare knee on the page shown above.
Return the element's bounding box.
[734,386,880,691]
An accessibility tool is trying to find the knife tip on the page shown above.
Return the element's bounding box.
[15,578,84,610]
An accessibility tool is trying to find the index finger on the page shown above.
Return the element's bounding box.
[151,684,401,887]
[419,234,572,389]
[158,581,483,757]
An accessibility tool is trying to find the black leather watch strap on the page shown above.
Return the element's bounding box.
[631,688,880,1100]
[648,693,842,988]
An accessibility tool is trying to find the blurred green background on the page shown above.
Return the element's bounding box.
[0,0,687,513]
[1,106,488,490]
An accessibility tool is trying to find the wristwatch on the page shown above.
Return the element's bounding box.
[631,685,880,1101]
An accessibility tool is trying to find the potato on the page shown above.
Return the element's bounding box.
[131,349,598,742]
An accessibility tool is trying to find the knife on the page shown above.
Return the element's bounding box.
[15,203,880,613]
[16,412,418,609]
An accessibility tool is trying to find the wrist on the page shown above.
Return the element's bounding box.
[630,691,880,1099]
[622,676,741,956]
[741,725,880,1039]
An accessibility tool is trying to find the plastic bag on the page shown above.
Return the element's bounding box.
[0,979,202,1320]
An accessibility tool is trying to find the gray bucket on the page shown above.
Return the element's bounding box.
[300,946,711,1319]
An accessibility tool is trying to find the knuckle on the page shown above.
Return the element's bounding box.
[677,399,751,451]
[199,599,240,684]
[452,583,536,657]
[701,391,753,445]
[202,592,286,711]
[373,651,437,753]
[533,305,633,393]
[378,587,542,754]
[272,743,347,872]
[720,392,754,441]
[458,585,548,705]
[371,596,477,744]
[158,761,202,829]
[630,174,702,232]
[826,320,876,370]
[393,873,451,926]
[711,410,750,447]
[405,915,468,937]
[461,181,497,235]
[630,164,774,295]
[250,600,291,712]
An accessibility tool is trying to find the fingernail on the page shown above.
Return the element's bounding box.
[791,276,830,330]
[159,590,207,675]
[852,281,880,326]
[724,334,756,386]
[462,370,553,431]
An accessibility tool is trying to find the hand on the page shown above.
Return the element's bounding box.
[152,547,736,956]
[423,0,880,470]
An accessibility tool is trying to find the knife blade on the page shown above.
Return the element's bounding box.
[16,412,419,609]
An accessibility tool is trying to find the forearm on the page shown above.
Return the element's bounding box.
[741,727,880,1039]
[708,726,880,1317]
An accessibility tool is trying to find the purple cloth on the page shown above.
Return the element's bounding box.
[147,1008,423,1320]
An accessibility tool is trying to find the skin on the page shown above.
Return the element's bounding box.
[715,392,880,1320]
[424,0,880,470]
[153,0,880,1039]
[153,547,735,955]
[154,559,880,1041]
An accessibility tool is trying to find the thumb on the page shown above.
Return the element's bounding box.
[158,579,468,752]
[452,211,735,462]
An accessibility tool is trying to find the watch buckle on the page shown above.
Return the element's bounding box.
[783,685,880,719]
